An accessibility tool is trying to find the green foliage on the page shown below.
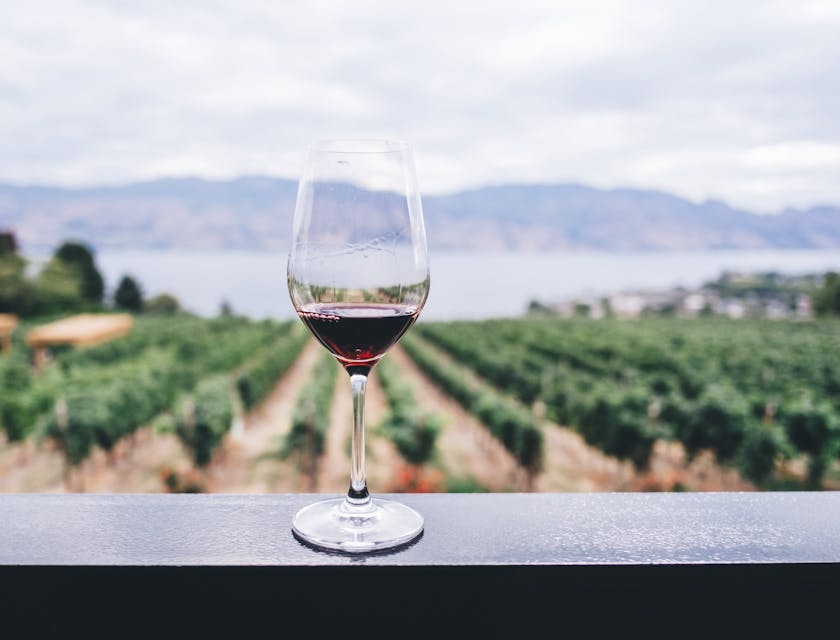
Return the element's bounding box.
[0,231,18,255]
[703,271,817,305]
[56,315,284,373]
[376,356,442,466]
[2,395,40,442]
[6,315,294,470]
[152,412,177,435]
[1,355,59,442]
[445,476,490,492]
[280,353,339,470]
[677,384,749,462]
[41,360,174,463]
[781,396,839,487]
[569,384,658,468]
[43,396,97,466]
[386,413,443,466]
[813,272,840,317]
[402,334,544,474]
[0,252,33,314]
[783,396,836,456]
[32,257,84,314]
[736,424,790,486]
[235,328,308,411]
[99,372,170,449]
[144,293,181,315]
[414,316,840,487]
[114,275,143,311]
[0,236,105,315]
[0,351,32,392]
[176,376,234,467]
[55,241,105,303]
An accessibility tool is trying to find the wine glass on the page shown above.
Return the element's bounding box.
[287,139,430,553]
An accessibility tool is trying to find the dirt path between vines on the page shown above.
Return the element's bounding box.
[394,346,633,491]
[0,339,327,494]
[0,437,66,492]
[316,373,353,493]
[0,335,768,495]
[205,339,322,493]
[315,365,403,493]
[0,416,192,493]
[387,346,525,491]
[366,370,407,492]
[390,340,754,492]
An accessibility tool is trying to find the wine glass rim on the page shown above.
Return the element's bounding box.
[309,139,409,154]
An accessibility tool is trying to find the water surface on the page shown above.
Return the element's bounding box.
[95,249,840,320]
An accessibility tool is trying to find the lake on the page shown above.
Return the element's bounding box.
[95,249,840,321]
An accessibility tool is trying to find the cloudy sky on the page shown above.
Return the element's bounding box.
[1,0,839,212]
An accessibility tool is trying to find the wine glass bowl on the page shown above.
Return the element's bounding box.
[287,139,430,552]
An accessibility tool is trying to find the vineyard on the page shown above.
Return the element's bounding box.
[412,316,840,490]
[1,313,839,493]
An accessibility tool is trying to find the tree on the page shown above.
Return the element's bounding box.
[2,235,109,316]
[526,299,554,316]
[32,256,84,314]
[114,275,143,311]
[54,241,104,304]
[573,303,591,317]
[813,272,840,317]
[0,254,30,315]
[0,230,34,314]
[145,293,180,315]
[0,231,18,255]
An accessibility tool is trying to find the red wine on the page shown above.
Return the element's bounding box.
[297,303,419,374]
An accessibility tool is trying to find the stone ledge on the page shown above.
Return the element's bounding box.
[1,492,837,634]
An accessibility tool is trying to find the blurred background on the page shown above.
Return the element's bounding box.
[1,0,839,494]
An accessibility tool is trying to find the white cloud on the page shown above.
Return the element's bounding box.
[0,0,839,212]
[743,142,840,169]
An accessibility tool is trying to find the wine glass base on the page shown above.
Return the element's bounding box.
[292,497,424,553]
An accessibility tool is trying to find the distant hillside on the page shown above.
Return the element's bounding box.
[425,185,840,250]
[2,177,839,252]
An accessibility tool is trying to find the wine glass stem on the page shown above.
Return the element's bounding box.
[347,373,370,506]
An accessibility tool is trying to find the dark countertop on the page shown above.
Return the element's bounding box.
[2,492,837,634]
[2,491,839,565]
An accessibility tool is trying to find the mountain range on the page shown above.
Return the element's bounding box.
[2,177,840,252]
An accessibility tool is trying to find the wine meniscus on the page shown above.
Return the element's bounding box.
[297,302,419,375]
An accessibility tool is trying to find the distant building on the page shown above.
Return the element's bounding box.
[681,293,706,316]
[765,299,789,319]
[609,293,646,318]
[796,294,813,319]
[541,271,818,321]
